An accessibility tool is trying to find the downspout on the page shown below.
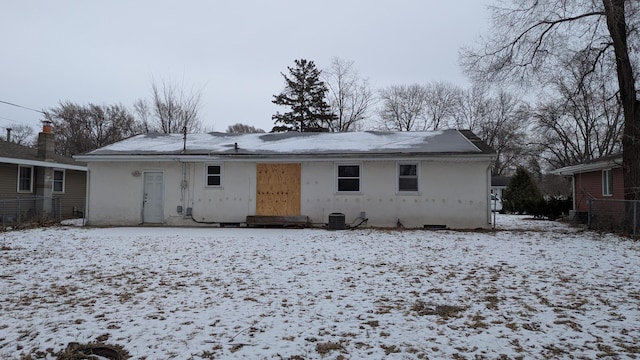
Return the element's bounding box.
[83,167,90,226]
[487,164,494,228]
[181,161,188,219]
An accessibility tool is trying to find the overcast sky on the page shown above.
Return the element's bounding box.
[0,1,489,135]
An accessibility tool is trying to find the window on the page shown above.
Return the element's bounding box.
[53,169,65,193]
[602,169,613,196]
[18,165,33,192]
[206,164,222,187]
[337,164,361,192]
[398,163,418,192]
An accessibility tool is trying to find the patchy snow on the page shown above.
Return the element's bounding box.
[2,215,639,359]
[81,130,484,156]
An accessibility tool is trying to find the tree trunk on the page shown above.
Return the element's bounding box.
[603,0,640,202]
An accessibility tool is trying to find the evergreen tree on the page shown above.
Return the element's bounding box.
[272,59,336,132]
[503,167,544,214]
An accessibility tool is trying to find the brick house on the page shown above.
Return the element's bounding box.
[552,154,624,219]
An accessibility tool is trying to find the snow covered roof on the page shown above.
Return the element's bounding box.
[75,129,495,161]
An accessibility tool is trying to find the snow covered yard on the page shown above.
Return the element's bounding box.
[1,215,640,359]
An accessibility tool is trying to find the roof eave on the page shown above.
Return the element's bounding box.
[75,152,495,163]
[552,157,623,176]
[1,157,87,171]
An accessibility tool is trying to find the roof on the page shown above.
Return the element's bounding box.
[75,129,496,161]
[552,153,623,176]
[491,175,511,187]
[0,140,87,171]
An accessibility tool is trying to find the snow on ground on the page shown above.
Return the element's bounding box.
[1,215,640,359]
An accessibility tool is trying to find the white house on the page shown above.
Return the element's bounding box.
[74,129,496,229]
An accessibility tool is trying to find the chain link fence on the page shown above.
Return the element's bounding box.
[588,199,640,237]
[0,196,61,226]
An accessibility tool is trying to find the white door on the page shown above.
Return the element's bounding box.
[143,172,164,223]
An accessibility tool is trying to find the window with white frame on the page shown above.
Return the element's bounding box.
[206,164,222,187]
[53,169,65,193]
[18,165,33,192]
[398,163,418,192]
[602,169,613,196]
[337,164,361,192]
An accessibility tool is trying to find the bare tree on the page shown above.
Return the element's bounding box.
[455,88,532,175]
[132,98,153,133]
[45,101,140,156]
[460,0,640,199]
[323,58,375,132]
[376,84,428,131]
[533,55,623,169]
[2,124,35,145]
[423,81,463,130]
[454,86,492,131]
[149,78,203,133]
[226,123,265,133]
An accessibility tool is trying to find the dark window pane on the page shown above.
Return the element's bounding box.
[399,178,418,191]
[207,176,221,186]
[338,165,359,178]
[338,178,359,192]
[19,167,32,191]
[399,164,417,176]
[208,166,221,175]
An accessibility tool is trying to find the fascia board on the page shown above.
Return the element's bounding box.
[75,153,495,163]
[552,158,623,176]
[0,157,87,171]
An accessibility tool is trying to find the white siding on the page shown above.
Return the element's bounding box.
[301,159,490,228]
[86,158,491,229]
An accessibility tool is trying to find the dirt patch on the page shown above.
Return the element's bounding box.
[411,300,466,319]
[20,342,130,360]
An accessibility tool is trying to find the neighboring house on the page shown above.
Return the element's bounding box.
[552,153,624,217]
[74,129,496,229]
[491,175,511,200]
[0,124,87,223]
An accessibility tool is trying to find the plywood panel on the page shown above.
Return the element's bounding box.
[256,163,301,216]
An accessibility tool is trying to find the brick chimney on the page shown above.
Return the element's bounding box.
[37,120,55,160]
[5,128,11,142]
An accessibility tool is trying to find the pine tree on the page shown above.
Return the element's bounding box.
[272,59,336,132]
[503,167,544,214]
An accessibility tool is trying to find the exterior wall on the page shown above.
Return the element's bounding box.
[86,158,492,229]
[573,167,624,212]
[1,163,86,221]
[86,161,258,226]
[57,169,87,219]
[301,160,490,228]
[0,163,19,196]
[183,161,256,224]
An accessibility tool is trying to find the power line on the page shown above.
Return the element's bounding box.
[0,116,40,127]
[0,100,46,115]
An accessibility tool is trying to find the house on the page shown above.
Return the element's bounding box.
[491,175,511,200]
[0,123,87,224]
[74,129,496,229]
[552,153,624,219]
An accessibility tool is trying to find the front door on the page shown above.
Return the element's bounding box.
[143,172,164,223]
[256,163,301,216]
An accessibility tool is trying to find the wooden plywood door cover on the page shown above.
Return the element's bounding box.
[256,163,301,216]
